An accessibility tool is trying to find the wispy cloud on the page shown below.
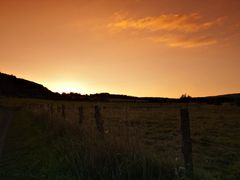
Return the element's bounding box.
[151,35,218,48]
[108,13,224,33]
[107,13,225,48]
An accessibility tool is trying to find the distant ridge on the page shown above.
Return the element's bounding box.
[0,72,239,103]
[0,72,53,98]
[214,93,240,99]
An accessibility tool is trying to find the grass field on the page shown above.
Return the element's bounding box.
[0,97,240,179]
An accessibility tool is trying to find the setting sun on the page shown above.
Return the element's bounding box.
[52,82,88,94]
[0,1,240,179]
[0,0,240,98]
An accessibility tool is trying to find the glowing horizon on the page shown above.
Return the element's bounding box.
[1,0,240,98]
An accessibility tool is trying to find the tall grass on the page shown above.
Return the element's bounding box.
[2,100,238,179]
[0,110,178,180]
[43,115,178,180]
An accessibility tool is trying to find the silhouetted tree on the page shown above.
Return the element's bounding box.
[180,94,192,103]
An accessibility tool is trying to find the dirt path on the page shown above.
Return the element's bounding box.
[0,107,12,158]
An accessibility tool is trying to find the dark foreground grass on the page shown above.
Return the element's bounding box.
[0,109,178,180]
[1,104,238,180]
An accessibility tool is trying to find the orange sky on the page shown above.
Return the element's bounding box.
[0,0,240,97]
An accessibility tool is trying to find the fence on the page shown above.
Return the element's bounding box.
[1,100,239,179]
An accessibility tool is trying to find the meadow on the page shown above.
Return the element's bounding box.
[0,97,239,179]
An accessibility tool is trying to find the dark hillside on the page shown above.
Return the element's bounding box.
[0,72,239,103]
[216,93,240,99]
[0,72,53,98]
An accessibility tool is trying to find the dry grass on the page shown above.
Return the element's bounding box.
[0,97,240,179]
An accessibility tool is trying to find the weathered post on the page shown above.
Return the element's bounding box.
[180,107,194,180]
[78,106,84,125]
[94,105,104,135]
[48,104,53,123]
[124,104,128,122]
[50,104,54,117]
[124,104,130,138]
[62,104,66,120]
[0,107,12,158]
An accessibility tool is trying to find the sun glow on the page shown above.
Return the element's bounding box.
[1,0,240,97]
[52,82,87,94]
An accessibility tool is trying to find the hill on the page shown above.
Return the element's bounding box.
[0,72,239,103]
[0,72,54,98]
[216,93,240,99]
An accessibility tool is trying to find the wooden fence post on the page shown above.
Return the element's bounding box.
[62,105,66,120]
[50,104,54,118]
[94,105,104,135]
[180,107,194,180]
[47,104,54,128]
[78,106,84,125]
[0,107,12,158]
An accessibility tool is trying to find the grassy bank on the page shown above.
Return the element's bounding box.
[0,98,240,179]
[0,109,177,180]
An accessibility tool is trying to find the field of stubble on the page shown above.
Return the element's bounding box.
[0,97,239,179]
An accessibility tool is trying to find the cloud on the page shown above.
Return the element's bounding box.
[107,12,226,48]
[151,35,218,48]
[108,13,224,33]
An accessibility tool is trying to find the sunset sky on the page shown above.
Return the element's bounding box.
[0,0,240,97]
